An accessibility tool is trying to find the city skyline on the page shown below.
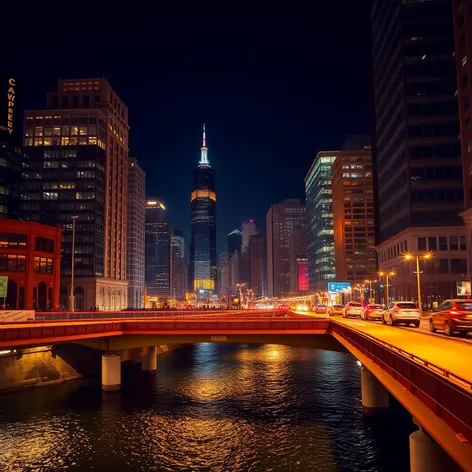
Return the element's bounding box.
[6,1,372,255]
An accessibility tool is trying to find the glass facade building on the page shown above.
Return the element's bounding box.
[189,126,217,297]
[372,0,463,242]
[304,151,338,291]
[0,140,24,219]
[145,200,172,297]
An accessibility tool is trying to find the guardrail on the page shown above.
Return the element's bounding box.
[32,309,287,321]
[331,321,472,444]
[0,321,123,346]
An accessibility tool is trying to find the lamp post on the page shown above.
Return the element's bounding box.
[364,279,377,303]
[236,282,246,309]
[404,252,432,311]
[378,270,396,305]
[69,215,78,312]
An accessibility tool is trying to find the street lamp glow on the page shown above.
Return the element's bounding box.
[378,270,396,304]
[403,252,433,310]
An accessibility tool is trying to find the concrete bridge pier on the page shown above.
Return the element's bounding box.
[410,428,459,472]
[142,346,158,373]
[102,352,121,391]
[360,366,389,414]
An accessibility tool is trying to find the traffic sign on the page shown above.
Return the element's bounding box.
[0,276,8,298]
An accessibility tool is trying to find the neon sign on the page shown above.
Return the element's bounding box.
[7,78,15,135]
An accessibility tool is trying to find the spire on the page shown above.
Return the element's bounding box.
[199,123,209,166]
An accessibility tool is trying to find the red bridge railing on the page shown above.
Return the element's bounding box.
[331,321,472,445]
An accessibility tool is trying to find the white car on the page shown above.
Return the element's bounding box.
[343,301,363,318]
[383,301,420,327]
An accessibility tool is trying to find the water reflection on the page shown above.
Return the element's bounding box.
[0,343,414,471]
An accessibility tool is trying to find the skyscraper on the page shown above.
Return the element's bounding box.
[145,200,172,297]
[248,230,265,297]
[22,78,129,310]
[241,219,257,253]
[266,199,307,298]
[332,136,377,283]
[189,125,217,298]
[171,229,186,299]
[372,1,468,302]
[127,157,145,308]
[304,151,338,291]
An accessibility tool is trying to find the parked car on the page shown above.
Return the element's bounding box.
[343,301,363,318]
[429,299,472,336]
[361,304,385,321]
[329,304,345,316]
[315,304,328,314]
[383,301,420,327]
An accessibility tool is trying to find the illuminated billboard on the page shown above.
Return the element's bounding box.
[298,262,309,291]
[328,282,352,293]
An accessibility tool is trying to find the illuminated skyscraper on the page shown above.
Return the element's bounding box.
[189,125,217,297]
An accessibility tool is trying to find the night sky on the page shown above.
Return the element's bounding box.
[8,2,372,256]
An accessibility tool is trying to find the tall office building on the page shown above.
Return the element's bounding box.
[228,229,242,257]
[22,78,129,310]
[332,136,377,283]
[0,141,24,220]
[171,229,186,299]
[266,199,307,297]
[126,157,145,308]
[189,125,217,298]
[453,0,472,280]
[218,252,231,298]
[241,220,257,253]
[372,1,468,302]
[248,230,265,297]
[304,151,338,291]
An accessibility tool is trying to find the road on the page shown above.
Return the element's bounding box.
[331,316,472,383]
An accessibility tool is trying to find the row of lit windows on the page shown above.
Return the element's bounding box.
[25,115,102,127]
[27,125,99,137]
[25,137,105,149]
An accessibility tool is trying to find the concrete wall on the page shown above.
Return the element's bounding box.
[0,343,183,393]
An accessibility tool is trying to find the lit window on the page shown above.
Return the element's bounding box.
[53,127,61,136]
[79,137,87,145]
[34,138,43,146]
[70,137,78,145]
[79,126,88,136]
[34,126,43,136]
[61,137,70,146]
[88,136,97,145]
[43,138,52,146]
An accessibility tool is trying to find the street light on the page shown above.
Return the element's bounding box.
[403,252,432,311]
[378,270,396,305]
[69,215,78,312]
[236,282,247,309]
[364,279,378,302]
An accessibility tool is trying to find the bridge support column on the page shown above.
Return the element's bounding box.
[410,429,458,472]
[360,366,388,414]
[142,346,158,373]
[102,353,121,391]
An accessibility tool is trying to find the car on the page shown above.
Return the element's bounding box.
[343,301,363,318]
[315,304,328,314]
[429,299,472,336]
[277,303,290,310]
[383,301,420,327]
[329,304,345,316]
[361,304,385,321]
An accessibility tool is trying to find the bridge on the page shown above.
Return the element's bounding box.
[0,310,471,471]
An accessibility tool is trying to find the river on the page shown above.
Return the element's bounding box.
[0,343,415,471]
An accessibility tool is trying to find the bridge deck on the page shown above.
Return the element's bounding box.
[333,318,472,385]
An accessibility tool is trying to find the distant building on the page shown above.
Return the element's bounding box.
[189,125,217,298]
[332,136,377,283]
[266,199,307,297]
[304,152,338,291]
[248,230,265,297]
[127,157,145,308]
[218,252,231,298]
[22,78,129,310]
[145,200,172,297]
[172,229,186,299]
[227,229,242,258]
[241,220,257,254]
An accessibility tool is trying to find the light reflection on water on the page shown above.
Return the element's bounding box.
[0,343,414,471]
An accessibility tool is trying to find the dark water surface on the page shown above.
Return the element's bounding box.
[0,343,415,471]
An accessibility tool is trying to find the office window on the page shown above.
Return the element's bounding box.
[427,237,437,251]
[450,236,459,251]
[438,236,448,250]
[418,237,426,251]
